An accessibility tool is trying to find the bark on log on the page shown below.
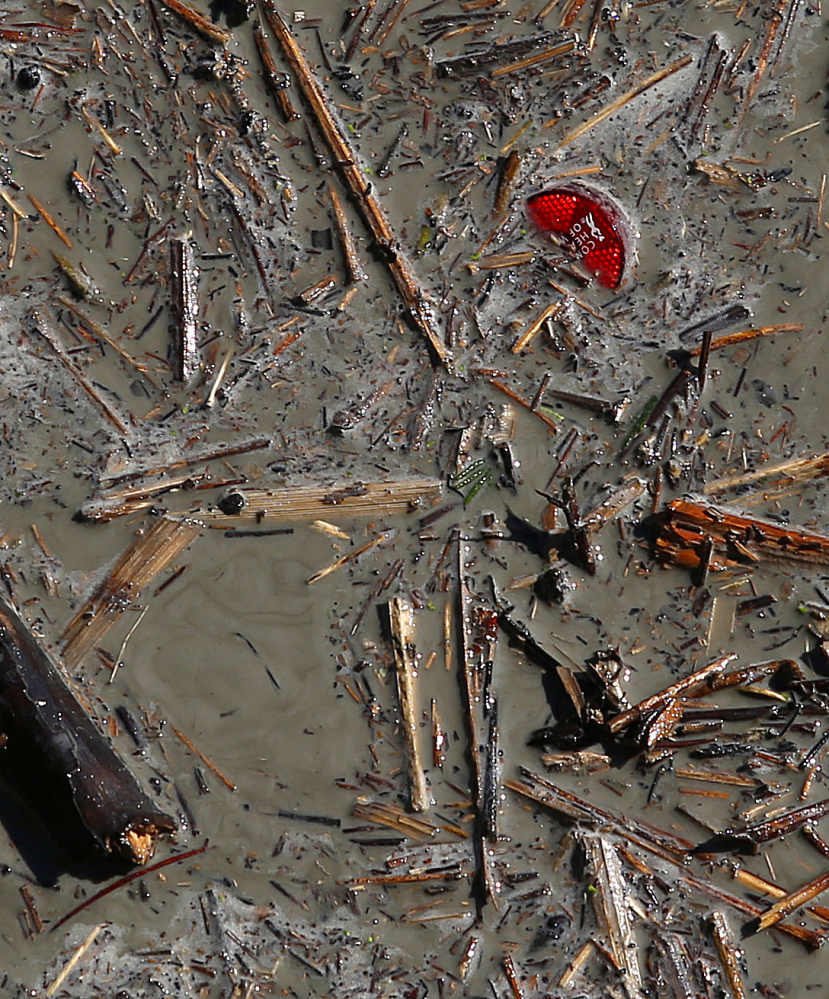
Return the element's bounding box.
[0,596,175,866]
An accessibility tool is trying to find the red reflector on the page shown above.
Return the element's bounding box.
[526,184,632,289]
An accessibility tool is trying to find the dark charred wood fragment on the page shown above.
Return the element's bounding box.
[561,476,596,576]
[695,798,829,855]
[0,596,175,867]
[434,30,558,77]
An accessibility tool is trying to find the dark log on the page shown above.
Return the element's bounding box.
[0,596,175,867]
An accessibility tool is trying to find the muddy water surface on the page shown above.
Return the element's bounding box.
[0,0,829,995]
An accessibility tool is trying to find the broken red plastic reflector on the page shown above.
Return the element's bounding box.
[527,184,632,289]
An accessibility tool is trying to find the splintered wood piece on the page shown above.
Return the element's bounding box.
[608,654,736,734]
[0,596,175,866]
[730,865,829,926]
[61,517,202,667]
[655,498,829,572]
[512,301,563,353]
[467,250,535,274]
[581,477,646,533]
[253,20,301,122]
[186,477,442,524]
[685,323,802,358]
[581,833,643,999]
[503,952,525,999]
[156,0,231,44]
[494,150,522,217]
[640,696,684,750]
[169,235,199,382]
[717,798,829,854]
[28,193,73,248]
[306,531,391,585]
[709,911,748,999]
[351,800,443,839]
[507,767,693,865]
[262,2,449,364]
[33,310,130,436]
[388,597,429,813]
[747,869,829,936]
[558,940,595,988]
[556,54,693,147]
[542,750,610,772]
[703,450,829,496]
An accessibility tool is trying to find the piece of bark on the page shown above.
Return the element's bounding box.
[654,498,829,572]
[0,596,175,865]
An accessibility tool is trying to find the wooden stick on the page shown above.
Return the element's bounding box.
[28,193,73,247]
[306,531,391,584]
[261,2,449,364]
[709,911,748,999]
[512,301,562,353]
[57,296,159,388]
[32,310,130,436]
[488,379,559,432]
[253,19,302,123]
[490,38,576,77]
[51,843,209,932]
[156,0,230,44]
[329,180,365,284]
[558,940,595,987]
[685,323,802,356]
[555,54,692,147]
[748,869,829,935]
[46,924,104,995]
[172,724,236,792]
[730,865,829,926]
[389,597,429,812]
[351,800,443,838]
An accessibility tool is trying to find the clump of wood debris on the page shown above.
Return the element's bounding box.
[0,0,828,996]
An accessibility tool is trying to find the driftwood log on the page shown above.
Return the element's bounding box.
[0,595,175,866]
